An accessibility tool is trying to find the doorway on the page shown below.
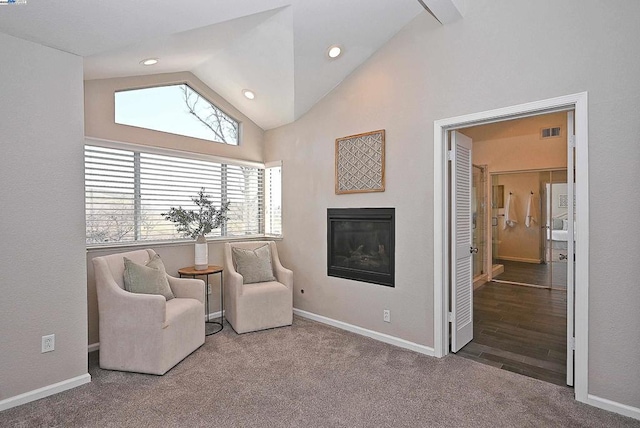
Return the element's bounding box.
[433,93,589,402]
[490,169,568,289]
[458,115,569,385]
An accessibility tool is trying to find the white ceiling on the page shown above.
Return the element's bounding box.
[0,1,457,130]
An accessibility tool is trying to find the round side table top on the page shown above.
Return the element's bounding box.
[178,265,223,276]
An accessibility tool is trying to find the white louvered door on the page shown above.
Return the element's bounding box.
[451,131,474,352]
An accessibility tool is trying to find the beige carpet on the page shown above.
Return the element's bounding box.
[2,316,638,427]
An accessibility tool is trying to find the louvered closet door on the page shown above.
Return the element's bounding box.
[451,131,474,352]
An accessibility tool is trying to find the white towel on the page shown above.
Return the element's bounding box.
[525,193,537,228]
[503,193,518,229]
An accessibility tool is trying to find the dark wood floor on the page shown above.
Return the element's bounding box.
[494,259,567,289]
[458,281,568,386]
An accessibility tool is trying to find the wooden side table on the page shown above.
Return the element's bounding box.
[178,265,224,336]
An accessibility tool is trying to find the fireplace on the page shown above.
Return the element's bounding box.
[327,208,395,287]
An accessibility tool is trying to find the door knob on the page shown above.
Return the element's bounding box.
[559,253,567,260]
[470,246,479,254]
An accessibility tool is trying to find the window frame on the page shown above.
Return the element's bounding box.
[264,160,283,238]
[114,82,242,146]
[85,138,281,250]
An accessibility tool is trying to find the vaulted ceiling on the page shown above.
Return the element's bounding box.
[0,0,461,130]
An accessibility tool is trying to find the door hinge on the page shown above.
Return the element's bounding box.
[447,312,453,322]
[447,150,454,161]
[569,134,576,148]
[569,337,575,351]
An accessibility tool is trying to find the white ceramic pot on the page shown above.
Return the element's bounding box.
[194,235,209,270]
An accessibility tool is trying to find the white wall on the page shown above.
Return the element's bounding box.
[85,72,265,163]
[264,0,640,409]
[0,33,88,403]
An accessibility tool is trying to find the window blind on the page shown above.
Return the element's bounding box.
[85,144,264,245]
[265,164,282,236]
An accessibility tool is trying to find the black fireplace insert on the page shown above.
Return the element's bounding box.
[327,208,395,287]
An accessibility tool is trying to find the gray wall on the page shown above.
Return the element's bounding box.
[0,33,87,400]
[264,1,640,408]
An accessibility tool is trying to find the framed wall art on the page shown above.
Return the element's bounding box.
[335,129,385,194]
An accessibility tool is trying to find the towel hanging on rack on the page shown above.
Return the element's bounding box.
[504,192,518,229]
[525,192,537,228]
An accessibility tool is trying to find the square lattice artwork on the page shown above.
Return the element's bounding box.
[335,129,385,194]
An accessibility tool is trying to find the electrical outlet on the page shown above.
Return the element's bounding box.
[207,284,212,294]
[42,334,55,353]
[383,310,391,323]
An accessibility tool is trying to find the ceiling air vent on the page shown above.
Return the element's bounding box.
[541,126,561,139]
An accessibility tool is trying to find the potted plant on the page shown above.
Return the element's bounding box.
[163,188,229,270]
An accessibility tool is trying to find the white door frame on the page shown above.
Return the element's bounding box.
[433,92,589,403]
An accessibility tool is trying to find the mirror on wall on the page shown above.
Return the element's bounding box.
[492,184,504,209]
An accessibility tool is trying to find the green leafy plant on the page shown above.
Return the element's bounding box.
[162,188,229,239]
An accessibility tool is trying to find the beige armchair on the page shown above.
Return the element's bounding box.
[223,241,293,334]
[93,249,205,375]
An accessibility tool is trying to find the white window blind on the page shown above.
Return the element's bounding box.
[265,163,282,236]
[85,144,264,245]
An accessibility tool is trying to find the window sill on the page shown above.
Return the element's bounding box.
[86,235,283,253]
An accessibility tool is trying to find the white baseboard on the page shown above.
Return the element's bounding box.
[207,310,223,320]
[0,373,91,412]
[586,394,640,421]
[293,308,435,357]
[88,342,100,353]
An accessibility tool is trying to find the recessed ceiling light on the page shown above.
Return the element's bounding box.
[242,89,255,100]
[140,58,158,66]
[327,45,342,59]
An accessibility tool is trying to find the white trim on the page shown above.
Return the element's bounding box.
[85,137,265,169]
[86,235,280,252]
[433,92,589,402]
[265,160,282,168]
[433,119,448,358]
[207,310,224,320]
[0,374,91,412]
[586,395,640,421]
[573,93,589,402]
[294,308,435,357]
[88,342,100,353]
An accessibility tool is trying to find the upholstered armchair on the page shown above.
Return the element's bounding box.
[93,249,205,375]
[223,241,293,334]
